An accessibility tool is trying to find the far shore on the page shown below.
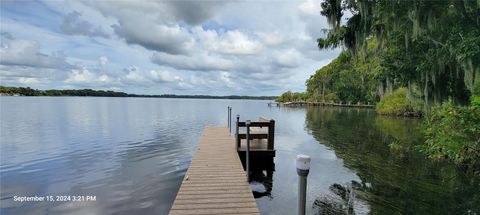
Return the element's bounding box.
[0,94,276,100]
[0,86,276,100]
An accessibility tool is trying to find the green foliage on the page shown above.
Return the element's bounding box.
[0,86,129,97]
[421,101,480,173]
[315,0,480,170]
[305,44,381,104]
[376,88,422,116]
[318,0,480,107]
[274,91,308,102]
[474,75,480,96]
[324,93,339,103]
[0,86,38,96]
[472,96,480,107]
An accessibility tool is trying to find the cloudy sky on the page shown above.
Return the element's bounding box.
[0,0,340,96]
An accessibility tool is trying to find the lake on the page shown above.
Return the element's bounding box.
[1,97,478,214]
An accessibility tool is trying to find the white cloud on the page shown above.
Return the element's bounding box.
[151,52,233,71]
[1,0,340,95]
[0,65,61,83]
[98,74,110,82]
[187,73,219,88]
[165,0,227,26]
[257,31,284,46]
[60,11,109,38]
[273,48,304,68]
[220,30,262,55]
[149,70,181,83]
[220,71,234,88]
[99,56,108,65]
[123,66,146,83]
[112,21,194,54]
[123,66,182,84]
[88,1,195,54]
[200,29,262,55]
[0,39,72,69]
[65,68,112,85]
[65,69,95,83]
[18,77,41,84]
[298,0,320,16]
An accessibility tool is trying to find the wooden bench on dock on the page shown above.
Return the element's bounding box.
[236,117,276,158]
[169,127,259,215]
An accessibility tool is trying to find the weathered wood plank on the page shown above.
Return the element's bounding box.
[170,207,259,215]
[173,198,255,205]
[178,185,249,190]
[172,202,257,209]
[175,193,254,200]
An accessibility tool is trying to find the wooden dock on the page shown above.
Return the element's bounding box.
[169,126,260,215]
[280,101,375,108]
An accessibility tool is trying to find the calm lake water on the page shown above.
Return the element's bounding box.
[0,97,478,214]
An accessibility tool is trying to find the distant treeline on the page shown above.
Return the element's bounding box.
[0,86,129,97]
[0,86,276,100]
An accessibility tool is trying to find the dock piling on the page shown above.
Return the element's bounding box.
[296,154,311,215]
[245,120,251,182]
[236,115,240,148]
[268,119,275,150]
[228,106,232,133]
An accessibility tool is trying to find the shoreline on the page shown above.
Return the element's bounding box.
[0,94,275,101]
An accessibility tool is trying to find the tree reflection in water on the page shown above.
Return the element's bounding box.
[305,107,480,214]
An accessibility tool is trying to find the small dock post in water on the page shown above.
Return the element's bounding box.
[170,110,277,215]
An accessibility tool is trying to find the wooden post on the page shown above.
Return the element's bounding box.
[268,119,275,150]
[228,107,232,133]
[236,115,240,148]
[227,106,232,133]
[246,120,251,182]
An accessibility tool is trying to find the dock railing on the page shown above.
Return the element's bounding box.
[235,116,275,150]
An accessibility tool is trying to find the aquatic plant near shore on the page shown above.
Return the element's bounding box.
[375,88,423,116]
[420,97,480,174]
[313,183,358,215]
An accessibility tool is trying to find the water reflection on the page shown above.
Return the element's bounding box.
[240,156,275,199]
[304,107,480,214]
[312,182,368,215]
[1,97,479,215]
[251,170,274,199]
[0,97,219,214]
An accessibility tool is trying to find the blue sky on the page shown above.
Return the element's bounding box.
[0,0,340,96]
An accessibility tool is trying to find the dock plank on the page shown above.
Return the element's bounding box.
[169,127,259,215]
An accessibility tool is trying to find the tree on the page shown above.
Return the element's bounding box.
[317,0,480,108]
